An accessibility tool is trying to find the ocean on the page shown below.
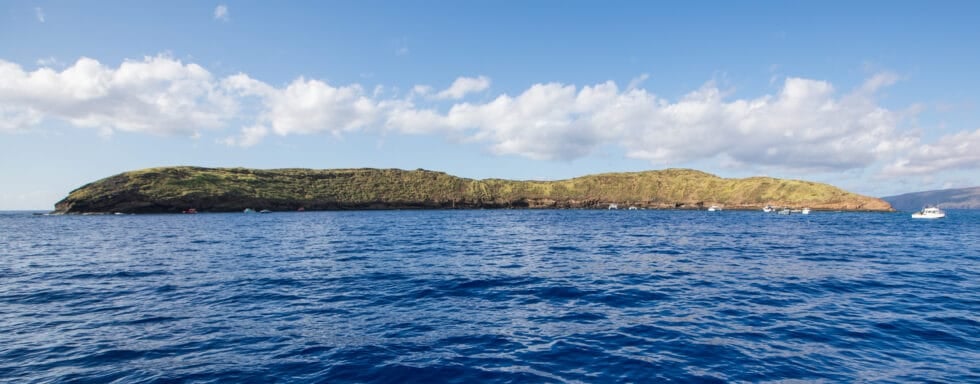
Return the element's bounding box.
[1,209,977,383]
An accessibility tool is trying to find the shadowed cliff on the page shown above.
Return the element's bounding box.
[883,186,980,211]
[53,166,893,213]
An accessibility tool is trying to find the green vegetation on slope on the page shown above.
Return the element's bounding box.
[54,166,893,213]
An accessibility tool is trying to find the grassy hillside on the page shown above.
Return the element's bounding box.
[54,166,893,213]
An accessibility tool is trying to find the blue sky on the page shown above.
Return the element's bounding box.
[2,1,978,209]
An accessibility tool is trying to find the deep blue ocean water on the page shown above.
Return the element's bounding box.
[1,209,978,383]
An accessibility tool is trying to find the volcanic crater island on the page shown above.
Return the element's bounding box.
[53,166,893,214]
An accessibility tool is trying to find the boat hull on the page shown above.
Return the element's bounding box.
[911,213,945,219]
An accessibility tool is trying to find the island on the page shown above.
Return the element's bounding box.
[882,186,980,211]
[53,167,893,214]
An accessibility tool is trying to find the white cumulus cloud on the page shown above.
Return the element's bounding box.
[0,55,238,135]
[453,82,616,159]
[617,76,913,170]
[385,75,915,169]
[435,76,491,100]
[224,76,381,137]
[222,124,269,147]
[882,129,980,176]
[268,78,379,136]
[34,7,45,23]
[5,53,976,180]
[0,105,43,133]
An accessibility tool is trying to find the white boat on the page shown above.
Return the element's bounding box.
[628,206,638,210]
[244,208,256,214]
[707,205,721,211]
[608,204,618,210]
[801,208,811,215]
[911,206,945,219]
[763,205,774,213]
[778,208,791,215]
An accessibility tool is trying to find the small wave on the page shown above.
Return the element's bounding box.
[529,311,607,324]
[593,288,671,308]
[532,286,593,300]
[547,245,583,253]
[2,209,977,383]
[123,315,185,325]
[66,270,172,280]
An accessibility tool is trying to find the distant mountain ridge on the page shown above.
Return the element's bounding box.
[53,166,893,214]
[882,187,980,211]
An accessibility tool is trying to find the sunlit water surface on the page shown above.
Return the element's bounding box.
[1,210,978,382]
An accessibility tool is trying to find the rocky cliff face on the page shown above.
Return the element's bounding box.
[53,166,893,214]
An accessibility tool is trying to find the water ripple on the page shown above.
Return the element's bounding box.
[1,209,978,382]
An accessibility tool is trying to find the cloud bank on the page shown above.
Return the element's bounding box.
[1,55,976,179]
[0,56,236,136]
[883,129,980,176]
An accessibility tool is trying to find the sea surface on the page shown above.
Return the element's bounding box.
[1,209,978,383]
